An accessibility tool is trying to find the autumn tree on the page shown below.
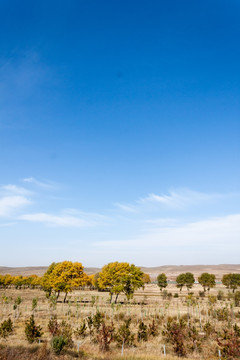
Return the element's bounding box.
[157,273,168,291]
[41,262,58,297]
[98,262,144,303]
[43,261,89,302]
[198,273,216,292]
[142,273,151,284]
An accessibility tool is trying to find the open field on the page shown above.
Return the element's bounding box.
[0,282,239,359]
[1,264,240,280]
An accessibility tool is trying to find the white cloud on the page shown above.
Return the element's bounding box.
[19,210,104,228]
[94,213,240,249]
[114,203,138,213]
[22,177,56,189]
[0,196,31,217]
[139,189,224,208]
[2,184,31,195]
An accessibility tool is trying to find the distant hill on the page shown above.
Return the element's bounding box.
[0,264,240,280]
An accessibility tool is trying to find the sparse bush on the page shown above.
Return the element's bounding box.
[148,319,158,337]
[59,320,73,347]
[48,315,59,337]
[32,297,38,311]
[208,295,217,305]
[92,310,104,332]
[0,318,13,338]
[234,291,240,307]
[114,318,135,347]
[96,322,114,352]
[203,321,215,337]
[162,318,186,357]
[25,315,43,343]
[75,319,87,338]
[51,335,67,355]
[217,290,225,301]
[137,321,148,342]
[217,327,240,359]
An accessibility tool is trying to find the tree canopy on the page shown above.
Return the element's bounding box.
[222,273,240,293]
[198,273,216,292]
[98,262,144,302]
[42,261,89,302]
[157,273,168,291]
[176,272,195,291]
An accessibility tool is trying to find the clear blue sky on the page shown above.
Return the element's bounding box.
[0,0,240,267]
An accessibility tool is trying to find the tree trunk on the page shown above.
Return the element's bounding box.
[63,292,68,303]
[115,293,119,304]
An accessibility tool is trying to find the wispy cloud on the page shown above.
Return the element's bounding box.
[114,203,138,213]
[2,184,32,196]
[19,209,106,228]
[22,177,56,189]
[139,189,225,209]
[0,196,31,217]
[94,213,240,249]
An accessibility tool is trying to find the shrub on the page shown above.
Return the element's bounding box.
[203,321,215,337]
[148,319,158,337]
[51,335,67,355]
[32,297,38,311]
[217,327,240,359]
[162,318,186,357]
[215,307,230,321]
[59,320,73,347]
[114,318,134,347]
[137,321,148,342]
[96,322,114,352]
[25,315,43,343]
[93,310,104,331]
[0,318,13,338]
[75,319,87,338]
[217,290,225,301]
[174,293,179,298]
[48,315,59,337]
[234,291,240,307]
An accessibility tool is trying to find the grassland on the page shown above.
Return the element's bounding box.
[0,282,239,359]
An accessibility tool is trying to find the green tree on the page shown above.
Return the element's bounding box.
[176,273,186,291]
[98,262,144,303]
[222,273,240,293]
[25,315,43,343]
[157,273,168,291]
[185,272,195,290]
[198,273,216,292]
[176,273,195,291]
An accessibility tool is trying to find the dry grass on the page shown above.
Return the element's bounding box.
[0,284,238,359]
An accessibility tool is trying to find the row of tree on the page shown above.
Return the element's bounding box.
[157,272,240,293]
[1,261,240,302]
[0,274,41,289]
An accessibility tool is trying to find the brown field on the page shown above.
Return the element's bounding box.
[1,264,240,279]
[0,280,239,360]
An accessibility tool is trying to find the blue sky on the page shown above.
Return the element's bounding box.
[0,0,240,266]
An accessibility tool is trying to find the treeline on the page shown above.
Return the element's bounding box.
[1,261,240,302]
[0,274,41,289]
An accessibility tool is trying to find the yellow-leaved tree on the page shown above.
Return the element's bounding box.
[43,261,89,302]
[98,261,144,303]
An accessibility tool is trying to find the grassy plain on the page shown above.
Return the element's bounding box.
[0,282,239,359]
